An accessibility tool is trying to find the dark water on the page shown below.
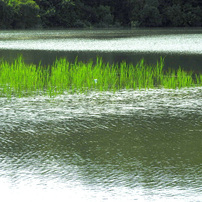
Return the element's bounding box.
[0,29,202,201]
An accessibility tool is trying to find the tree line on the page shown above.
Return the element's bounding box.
[0,0,201,29]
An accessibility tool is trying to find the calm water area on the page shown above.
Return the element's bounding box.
[0,28,202,201]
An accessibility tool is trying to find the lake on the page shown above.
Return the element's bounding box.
[0,28,202,72]
[0,28,202,201]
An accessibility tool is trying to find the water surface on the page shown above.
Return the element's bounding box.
[0,28,202,72]
[0,28,202,201]
[0,88,202,201]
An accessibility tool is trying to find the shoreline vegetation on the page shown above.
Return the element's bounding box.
[0,57,201,98]
[0,0,201,29]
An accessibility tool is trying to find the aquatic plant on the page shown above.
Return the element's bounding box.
[0,56,201,97]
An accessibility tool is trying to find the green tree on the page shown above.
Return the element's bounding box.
[0,0,14,28]
[1,0,202,29]
[53,0,78,28]
[139,4,162,27]
[165,4,184,26]
[95,5,113,27]
[9,0,40,28]
[37,0,80,28]
[182,3,201,26]
[129,0,144,27]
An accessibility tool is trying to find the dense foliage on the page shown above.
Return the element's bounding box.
[0,0,202,29]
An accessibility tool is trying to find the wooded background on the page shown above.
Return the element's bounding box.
[0,0,201,29]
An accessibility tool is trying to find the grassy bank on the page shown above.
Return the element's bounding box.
[0,57,201,97]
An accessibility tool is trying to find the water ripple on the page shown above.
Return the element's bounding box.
[0,87,201,135]
[0,87,201,201]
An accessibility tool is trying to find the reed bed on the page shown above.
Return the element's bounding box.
[0,56,201,97]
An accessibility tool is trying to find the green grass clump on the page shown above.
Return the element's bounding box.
[0,56,201,97]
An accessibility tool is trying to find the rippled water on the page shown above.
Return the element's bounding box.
[0,88,202,201]
[0,29,202,54]
[0,28,202,201]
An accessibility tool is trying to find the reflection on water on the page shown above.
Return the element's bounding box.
[0,88,202,201]
[0,28,202,72]
[0,29,202,53]
[0,28,202,201]
[0,33,202,54]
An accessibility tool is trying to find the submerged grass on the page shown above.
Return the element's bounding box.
[0,56,201,97]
